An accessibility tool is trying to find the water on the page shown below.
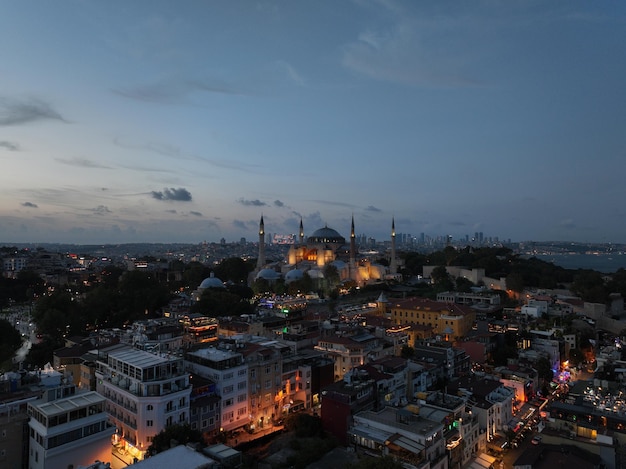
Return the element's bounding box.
[533,253,626,273]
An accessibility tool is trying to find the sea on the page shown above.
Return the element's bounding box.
[532,253,626,273]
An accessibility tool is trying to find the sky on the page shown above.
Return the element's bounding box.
[1,1,625,246]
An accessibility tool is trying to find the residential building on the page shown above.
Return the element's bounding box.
[348,406,448,469]
[314,330,390,381]
[184,346,248,432]
[95,345,191,461]
[320,372,376,445]
[27,389,114,469]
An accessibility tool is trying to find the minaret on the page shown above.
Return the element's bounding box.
[257,215,266,269]
[350,214,356,278]
[389,217,397,275]
[299,218,304,245]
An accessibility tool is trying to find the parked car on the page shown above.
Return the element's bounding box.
[531,436,542,445]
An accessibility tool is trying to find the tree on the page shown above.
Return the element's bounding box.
[0,318,22,367]
[214,257,254,284]
[146,423,202,456]
[455,276,474,293]
[505,273,524,295]
[431,265,453,291]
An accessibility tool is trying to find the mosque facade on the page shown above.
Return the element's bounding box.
[252,216,400,287]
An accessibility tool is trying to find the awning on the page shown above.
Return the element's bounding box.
[386,433,424,454]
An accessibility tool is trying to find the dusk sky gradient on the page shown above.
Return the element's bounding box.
[1,1,625,245]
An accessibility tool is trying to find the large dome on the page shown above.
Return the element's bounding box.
[307,225,345,244]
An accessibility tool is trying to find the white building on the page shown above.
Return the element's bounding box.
[27,390,115,469]
[185,347,248,432]
[95,345,191,462]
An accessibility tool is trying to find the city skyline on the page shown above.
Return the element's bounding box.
[1,1,625,245]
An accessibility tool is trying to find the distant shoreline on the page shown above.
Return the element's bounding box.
[532,253,626,273]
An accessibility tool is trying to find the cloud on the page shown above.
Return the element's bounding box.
[311,199,356,208]
[21,202,38,208]
[365,205,381,212]
[165,209,177,214]
[189,211,203,217]
[90,205,112,215]
[113,77,246,104]
[341,4,483,87]
[0,141,19,151]
[233,219,250,231]
[151,187,192,201]
[0,97,66,126]
[273,60,306,86]
[274,200,285,207]
[238,198,266,207]
[56,157,113,169]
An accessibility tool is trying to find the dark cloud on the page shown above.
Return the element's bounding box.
[189,211,203,217]
[0,141,19,151]
[274,200,285,207]
[165,209,177,214]
[238,198,266,207]
[21,202,38,208]
[0,97,66,126]
[90,205,112,215]
[365,205,381,212]
[151,187,192,202]
[56,157,112,169]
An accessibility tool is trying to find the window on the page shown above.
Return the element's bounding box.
[238,381,246,390]
[223,411,234,421]
[237,407,247,416]
[238,369,247,376]
[265,380,271,389]
[202,419,208,428]
[238,394,246,403]
[147,404,153,411]
[224,398,233,407]
[250,369,256,379]
[223,385,234,394]
[146,420,153,427]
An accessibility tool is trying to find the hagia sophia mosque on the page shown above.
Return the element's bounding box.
[251,215,400,288]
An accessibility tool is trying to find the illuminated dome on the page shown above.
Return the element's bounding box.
[199,272,225,289]
[307,225,345,244]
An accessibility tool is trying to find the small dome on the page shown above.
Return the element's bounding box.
[330,260,347,270]
[285,269,305,284]
[199,272,225,289]
[307,225,345,244]
[256,268,281,281]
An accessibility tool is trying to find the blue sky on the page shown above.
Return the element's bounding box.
[1,0,625,245]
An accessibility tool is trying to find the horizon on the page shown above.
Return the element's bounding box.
[1,2,625,245]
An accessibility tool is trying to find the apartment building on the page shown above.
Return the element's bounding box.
[314,331,390,381]
[95,345,191,461]
[348,406,448,469]
[27,389,114,469]
[184,346,248,432]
